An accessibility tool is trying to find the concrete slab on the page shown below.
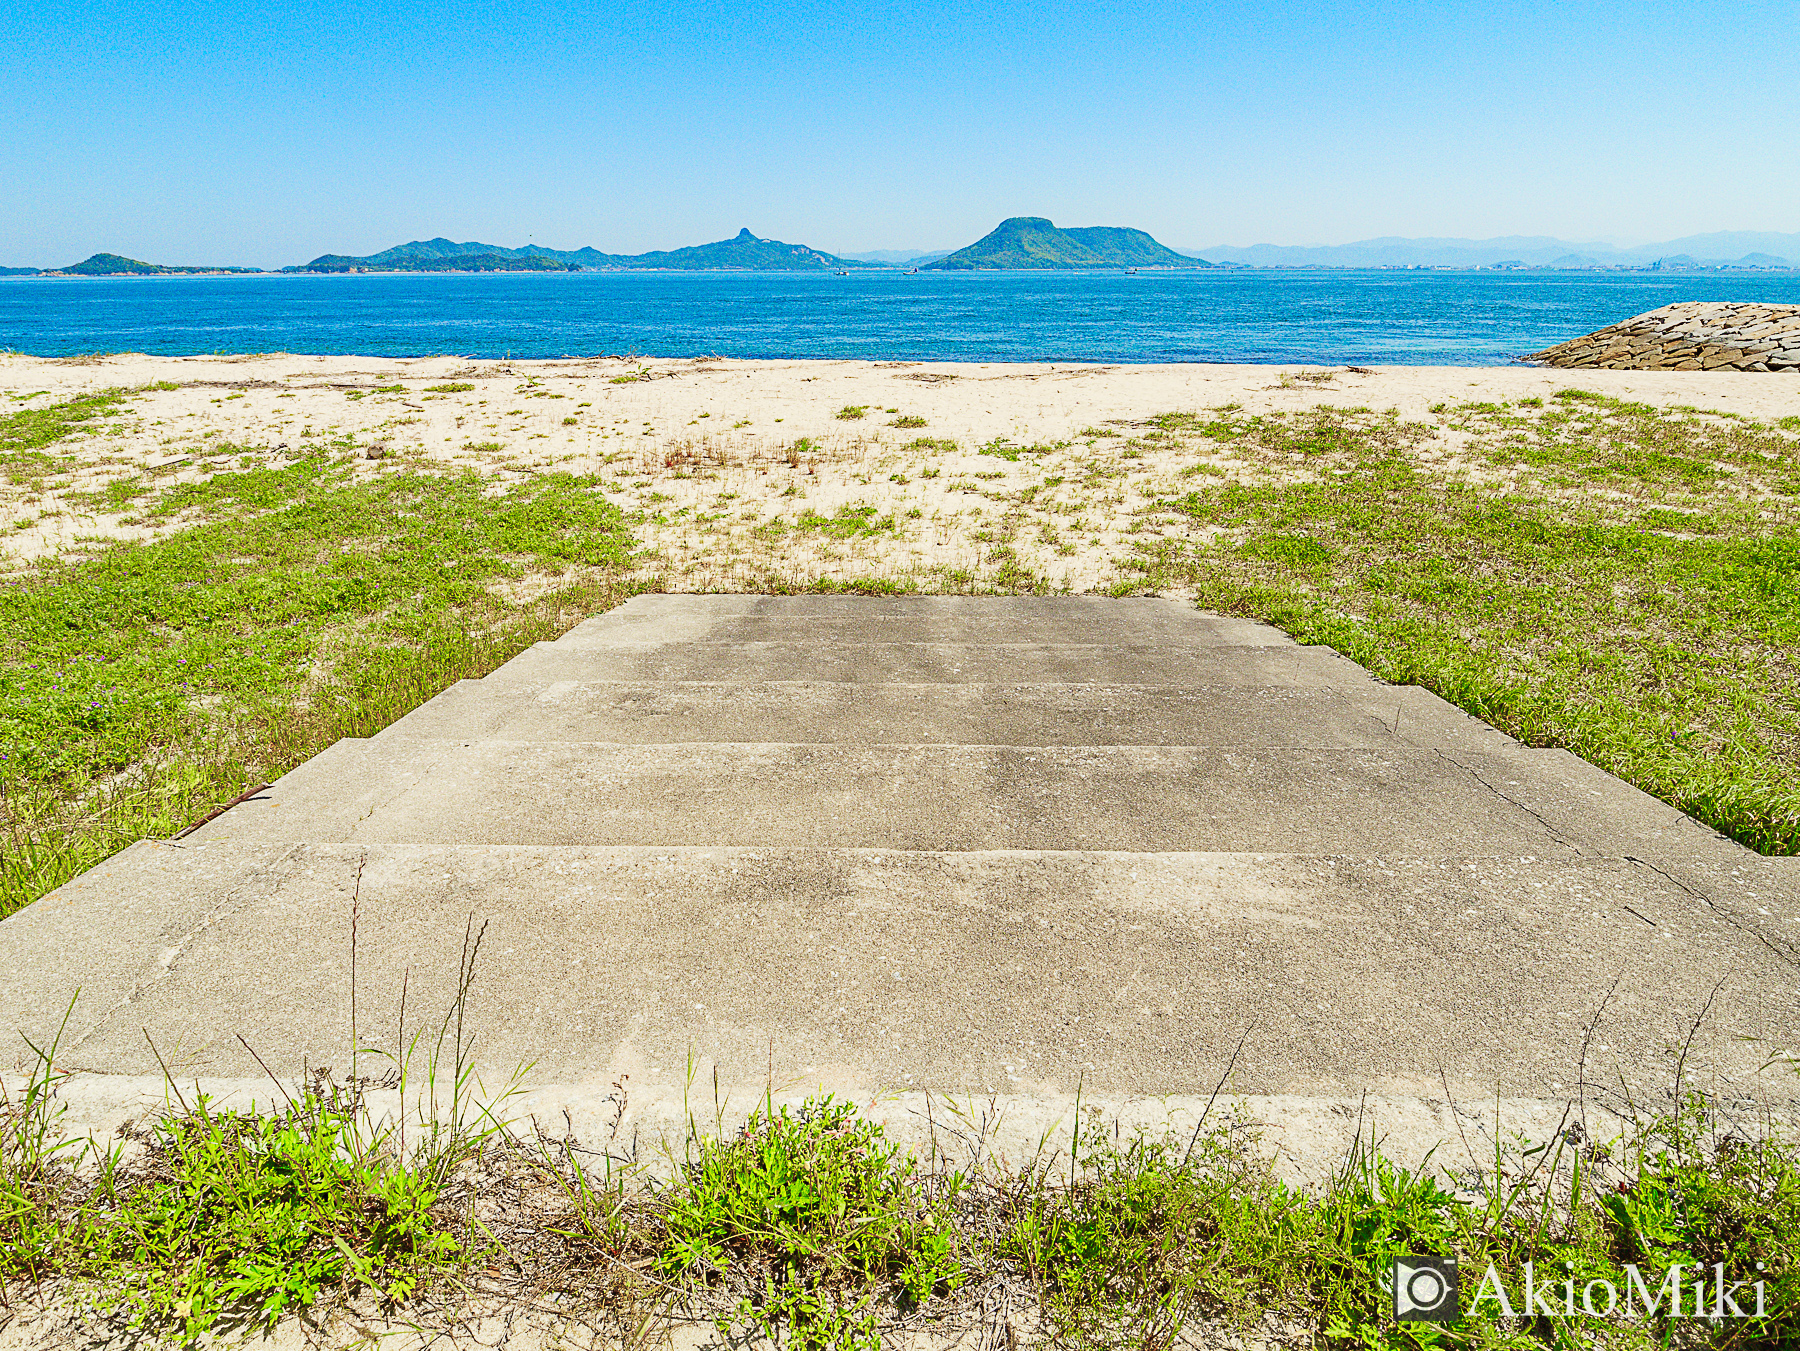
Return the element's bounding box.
[371,679,1513,752]
[6,593,1793,1159]
[193,740,1580,856]
[554,594,1296,648]
[4,842,1791,1105]
[1434,744,1776,881]
[492,640,1383,687]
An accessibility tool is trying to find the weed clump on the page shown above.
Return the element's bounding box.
[81,1088,461,1342]
[979,437,1069,462]
[795,504,895,540]
[663,1096,961,1347]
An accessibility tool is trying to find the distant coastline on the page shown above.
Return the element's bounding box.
[11,221,1799,278]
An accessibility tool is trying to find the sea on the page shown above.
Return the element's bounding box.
[4,269,1799,365]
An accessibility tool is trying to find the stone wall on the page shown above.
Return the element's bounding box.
[1528,302,1800,372]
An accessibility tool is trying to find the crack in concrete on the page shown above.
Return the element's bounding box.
[68,843,307,1055]
[1436,750,1581,857]
[342,757,426,840]
[1626,855,1800,974]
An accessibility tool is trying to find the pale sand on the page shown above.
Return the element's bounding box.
[3,351,1796,588]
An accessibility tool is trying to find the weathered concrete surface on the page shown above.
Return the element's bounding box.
[5,839,1792,1099]
[2,594,1795,1152]
[549,593,1297,647]
[373,679,1517,752]
[496,639,1380,688]
[194,741,1589,855]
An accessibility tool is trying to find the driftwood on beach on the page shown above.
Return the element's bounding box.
[1528,301,1800,372]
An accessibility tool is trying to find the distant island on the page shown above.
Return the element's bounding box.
[300,250,580,273]
[6,226,1798,276]
[923,217,1219,270]
[26,252,262,277]
[292,229,891,274]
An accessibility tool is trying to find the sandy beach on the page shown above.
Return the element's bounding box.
[4,351,1797,589]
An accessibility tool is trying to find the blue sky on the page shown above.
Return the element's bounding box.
[4,0,1796,267]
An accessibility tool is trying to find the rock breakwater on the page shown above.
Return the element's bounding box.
[1528,302,1800,372]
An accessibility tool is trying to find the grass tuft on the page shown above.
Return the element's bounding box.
[79,1087,463,1342]
[663,1096,962,1347]
[794,504,896,541]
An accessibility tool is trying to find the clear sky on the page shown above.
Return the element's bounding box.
[4,0,1796,267]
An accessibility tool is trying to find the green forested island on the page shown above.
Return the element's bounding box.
[45,253,261,276]
[294,229,887,273]
[923,217,1214,270]
[300,251,578,273]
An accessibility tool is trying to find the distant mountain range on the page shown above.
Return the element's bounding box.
[1185,231,1800,270]
[837,249,951,265]
[923,217,1217,270]
[295,229,891,273]
[301,250,579,273]
[8,226,1798,276]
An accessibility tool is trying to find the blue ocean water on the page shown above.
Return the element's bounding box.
[3,269,1799,364]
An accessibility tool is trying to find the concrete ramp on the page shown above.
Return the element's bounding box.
[3,596,1796,1158]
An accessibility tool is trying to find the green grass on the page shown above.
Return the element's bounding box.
[996,1100,1800,1348]
[662,1096,962,1347]
[1121,398,1800,854]
[979,437,1070,462]
[834,405,869,421]
[78,1089,462,1341]
[1,986,499,1344]
[0,387,133,482]
[7,1061,1796,1348]
[0,443,635,917]
[794,503,897,540]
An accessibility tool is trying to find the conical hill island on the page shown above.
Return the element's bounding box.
[921,217,1218,270]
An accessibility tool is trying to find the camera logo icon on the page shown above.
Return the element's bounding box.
[1391,1256,1459,1322]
